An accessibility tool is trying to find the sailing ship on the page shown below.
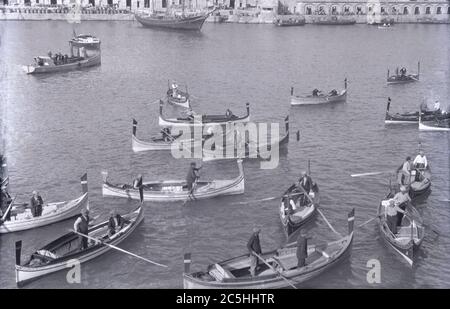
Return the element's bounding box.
[135,1,215,31]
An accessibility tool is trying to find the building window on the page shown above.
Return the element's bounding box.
[368,7,372,13]
[403,7,409,15]
[89,0,95,6]
[356,7,362,14]
[126,0,131,8]
[306,7,312,15]
[331,6,337,15]
[381,7,385,13]
[436,7,441,14]
[392,7,397,14]
[162,0,167,8]
[144,0,150,8]
[344,6,350,13]
[414,7,420,15]
[425,7,430,14]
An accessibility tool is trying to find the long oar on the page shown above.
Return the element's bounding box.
[0,195,17,224]
[71,229,167,268]
[358,215,382,228]
[253,252,297,289]
[182,177,199,206]
[317,208,342,238]
[351,171,392,177]
[231,191,305,205]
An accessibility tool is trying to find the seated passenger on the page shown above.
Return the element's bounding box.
[225,109,233,118]
[108,210,125,237]
[329,89,338,96]
[312,89,320,97]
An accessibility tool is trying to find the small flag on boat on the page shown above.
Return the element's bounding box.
[348,208,355,234]
[296,130,300,141]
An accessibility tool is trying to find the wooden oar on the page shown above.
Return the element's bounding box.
[253,252,297,289]
[182,176,199,206]
[350,171,392,177]
[71,229,167,268]
[231,191,305,205]
[357,215,382,228]
[317,209,342,238]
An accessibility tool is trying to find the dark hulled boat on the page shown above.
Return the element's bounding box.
[384,98,449,124]
[387,62,420,84]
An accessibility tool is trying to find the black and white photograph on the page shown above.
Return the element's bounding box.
[0,0,449,292]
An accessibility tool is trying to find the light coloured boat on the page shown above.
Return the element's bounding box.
[15,205,143,287]
[419,113,450,131]
[167,82,190,108]
[387,62,420,85]
[183,209,354,289]
[290,79,347,105]
[0,174,88,234]
[102,160,244,202]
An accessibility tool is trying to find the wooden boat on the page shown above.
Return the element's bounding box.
[159,101,250,127]
[102,160,244,202]
[387,62,420,84]
[201,116,290,162]
[378,23,393,29]
[396,164,431,198]
[131,119,207,152]
[291,79,347,106]
[384,98,449,124]
[279,182,320,236]
[15,205,143,287]
[0,174,88,234]
[69,34,101,48]
[24,53,101,74]
[419,113,450,131]
[167,82,190,108]
[275,15,305,26]
[183,209,355,289]
[313,16,356,25]
[135,7,214,31]
[378,193,425,266]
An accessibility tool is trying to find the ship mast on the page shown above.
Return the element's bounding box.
[182,0,185,17]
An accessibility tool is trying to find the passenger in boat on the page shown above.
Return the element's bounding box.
[161,127,172,142]
[400,67,407,77]
[47,51,52,59]
[30,191,43,217]
[133,174,143,189]
[74,208,90,250]
[413,151,428,170]
[247,227,262,276]
[386,198,406,234]
[108,210,125,237]
[393,186,411,227]
[312,89,320,97]
[296,230,308,268]
[329,89,338,96]
[225,109,234,119]
[186,162,201,192]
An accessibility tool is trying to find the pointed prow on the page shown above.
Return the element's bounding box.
[184,253,191,273]
[132,119,137,137]
[81,173,88,194]
[348,208,355,235]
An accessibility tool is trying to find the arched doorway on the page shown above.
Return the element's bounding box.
[331,6,337,15]
[108,0,113,6]
[414,7,420,15]
[403,7,409,15]
[436,7,441,14]
[305,6,312,15]
[126,0,131,7]
[425,7,430,14]
[447,7,450,14]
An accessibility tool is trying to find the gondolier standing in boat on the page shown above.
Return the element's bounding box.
[30,191,43,217]
[398,157,412,186]
[296,230,308,267]
[386,198,406,234]
[247,227,262,277]
[133,174,143,189]
[74,209,90,250]
[413,151,428,182]
[186,162,201,194]
[393,186,411,227]
[297,171,313,205]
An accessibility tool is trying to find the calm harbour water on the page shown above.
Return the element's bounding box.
[0,21,449,288]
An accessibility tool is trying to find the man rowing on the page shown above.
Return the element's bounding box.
[161,127,173,142]
[393,186,411,227]
[385,198,406,235]
[297,171,313,206]
[398,156,412,186]
[186,162,201,196]
[247,227,262,277]
[74,209,90,250]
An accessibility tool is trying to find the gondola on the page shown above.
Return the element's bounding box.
[384,98,449,124]
[0,174,88,234]
[387,62,420,85]
[419,113,450,131]
[279,182,320,236]
[183,209,354,289]
[396,164,431,198]
[290,79,347,105]
[102,160,244,202]
[167,81,190,108]
[15,205,143,287]
[159,100,250,127]
[131,119,207,152]
[378,192,425,266]
[201,116,290,161]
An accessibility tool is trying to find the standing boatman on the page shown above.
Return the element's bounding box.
[296,230,308,268]
[30,191,44,217]
[74,208,90,250]
[186,162,201,194]
[247,227,262,277]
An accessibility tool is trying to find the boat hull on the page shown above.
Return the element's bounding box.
[0,193,87,234]
[25,54,101,74]
[135,13,209,31]
[132,133,203,152]
[15,207,143,286]
[291,90,346,105]
[419,121,450,131]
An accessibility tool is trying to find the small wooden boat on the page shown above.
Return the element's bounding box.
[159,101,250,127]
[102,160,244,202]
[378,193,425,266]
[15,205,143,286]
[419,113,450,131]
[24,54,101,74]
[378,23,393,29]
[131,119,207,152]
[69,34,101,48]
[201,116,290,162]
[0,174,88,234]
[183,209,355,289]
[135,8,214,31]
[291,79,347,106]
[275,15,305,26]
[396,165,431,198]
[167,82,190,109]
[384,98,449,124]
[279,182,320,236]
[387,62,420,84]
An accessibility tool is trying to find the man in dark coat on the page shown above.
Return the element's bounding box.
[108,210,125,237]
[247,227,262,276]
[74,209,90,250]
[297,171,313,206]
[296,230,308,268]
[30,191,43,217]
[186,162,201,192]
